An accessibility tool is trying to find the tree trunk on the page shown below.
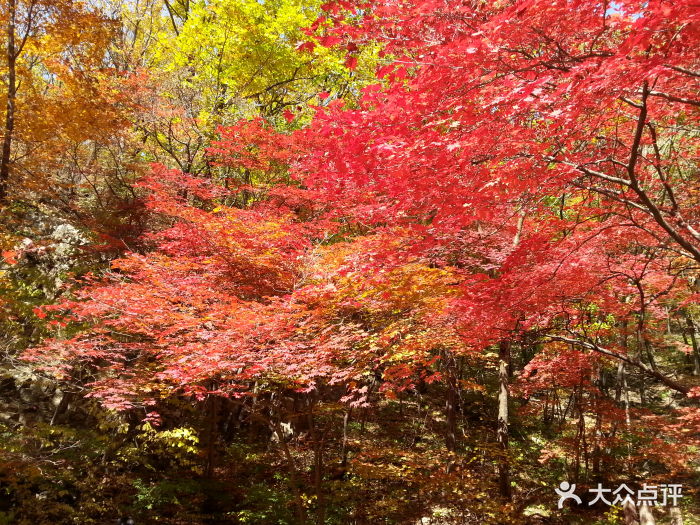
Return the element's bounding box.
[685,315,700,376]
[339,408,351,476]
[445,354,458,452]
[307,396,326,525]
[669,505,684,525]
[614,361,631,427]
[0,0,16,204]
[272,417,308,524]
[205,395,218,477]
[497,340,511,500]
[592,388,602,480]
[623,500,639,525]
[639,504,656,525]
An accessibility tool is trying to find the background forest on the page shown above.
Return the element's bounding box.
[0,0,698,523]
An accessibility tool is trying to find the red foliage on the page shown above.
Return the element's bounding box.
[25,1,699,449]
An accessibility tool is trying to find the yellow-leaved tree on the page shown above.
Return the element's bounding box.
[108,0,378,175]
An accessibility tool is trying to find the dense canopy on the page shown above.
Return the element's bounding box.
[0,0,698,523]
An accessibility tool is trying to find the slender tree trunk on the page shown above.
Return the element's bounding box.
[685,315,700,376]
[669,504,684,525]
[497,340,511,500]
[614,362,630,424]
[340,408,351,472]
[1,0,16,204]
[638,328,659,374]
[614,359,633,474]
[306,396,326,525]
[223,399,243,441]
[623,500,639,525]
[493,213,524,499]
[205,395,218,477]
[492,209,525,498]
[49,390,74,426]
[619,322,632,429]
[445,353,458,452]
[573,388,586,483]
[592,388,602,480]
[272,416,308,524]
[639,504,656,525]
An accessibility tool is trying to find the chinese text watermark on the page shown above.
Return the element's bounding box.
[555,482,683,509]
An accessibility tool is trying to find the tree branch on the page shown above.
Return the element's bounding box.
[546,335,690,395]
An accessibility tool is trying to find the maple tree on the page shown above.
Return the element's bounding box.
[0,0,127,206]
[292,0,700,507]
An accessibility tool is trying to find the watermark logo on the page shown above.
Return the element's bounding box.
[555,483,682,509]
[555,481,581,508]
